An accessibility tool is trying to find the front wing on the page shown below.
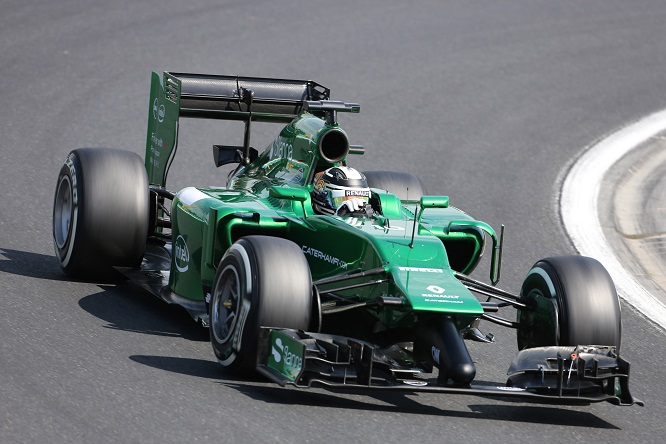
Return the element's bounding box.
[256,328,643,407]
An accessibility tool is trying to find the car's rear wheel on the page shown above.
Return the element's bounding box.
[363,171,427,201]
[52,148,149,277]
[517,256,621,351]
[210,236,313,374]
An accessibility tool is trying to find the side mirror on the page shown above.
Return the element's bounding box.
[269,186,310,202]
[420,195,449,209]
[213,145,258,167]
[417,196,449,226]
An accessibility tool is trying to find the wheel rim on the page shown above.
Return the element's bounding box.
[54,175,73,249]
[211,264,241,344]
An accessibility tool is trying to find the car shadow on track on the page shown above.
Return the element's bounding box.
[0,247,210,341]
[129,355,222,380]
[216,382,619,429]
[78,284,210,341]
[0,248,68,280]
[129,354,267,383]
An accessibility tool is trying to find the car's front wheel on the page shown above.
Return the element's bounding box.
[517,255,622,351]
[210,236,313,374]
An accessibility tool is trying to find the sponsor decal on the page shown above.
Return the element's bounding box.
[151,132,164,149]
[268,332,304,381]
[423,297,463,304]
[231,299,251,352]
[421,284,464,303]
[269,136,293,161]
[398,267,444,273]
[496,386,526,392]
[424,295,460,299]
[153,98,165,122]
[302,245,348,269]
[403,380,428,387]
[149,133,165,169]
[345,190,370,197]
[59,155,80,267]
[65,155,78,206]
[174,235,190,272]
[426,285,445,293]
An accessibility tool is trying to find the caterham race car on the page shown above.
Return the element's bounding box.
[53,71,642,406]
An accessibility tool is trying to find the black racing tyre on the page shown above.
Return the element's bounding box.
[517,256,621,351]
[362,171,427,202]
[210,236,313,374]
[52,148,149,276]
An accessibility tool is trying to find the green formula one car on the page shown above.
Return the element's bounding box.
[53,71,642,406]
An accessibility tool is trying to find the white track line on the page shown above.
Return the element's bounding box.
[561,109,666,332]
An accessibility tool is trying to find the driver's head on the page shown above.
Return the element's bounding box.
[312,166,371,215]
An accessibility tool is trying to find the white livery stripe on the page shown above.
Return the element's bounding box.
[177,187,210,206]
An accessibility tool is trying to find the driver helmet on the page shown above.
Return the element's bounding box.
[312,166,371,215]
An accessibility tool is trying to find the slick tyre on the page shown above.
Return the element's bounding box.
[363,171,427,202]
[517,256,622,351]
[52,148,149,277]
[210,236,313,374]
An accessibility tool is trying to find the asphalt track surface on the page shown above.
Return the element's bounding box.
[2,1,666,442]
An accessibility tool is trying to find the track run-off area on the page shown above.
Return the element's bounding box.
[562,109,666,332]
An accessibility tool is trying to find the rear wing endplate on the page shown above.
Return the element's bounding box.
[145,71,330,186]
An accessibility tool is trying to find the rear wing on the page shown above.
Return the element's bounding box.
[145,71,330,186]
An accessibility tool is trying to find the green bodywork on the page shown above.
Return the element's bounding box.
[146,71,501,331]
